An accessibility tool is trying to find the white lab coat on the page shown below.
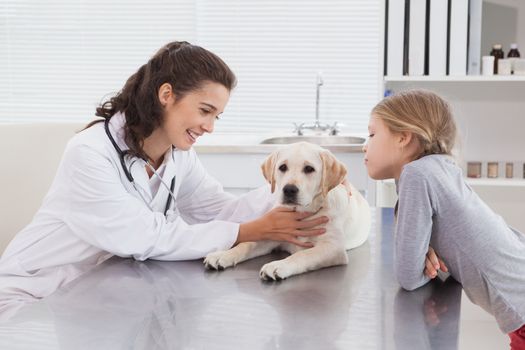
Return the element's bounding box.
[0,113,274,311]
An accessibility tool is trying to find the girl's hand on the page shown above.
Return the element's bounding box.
[237,206,328,248]
[424,246,448,278]
[423,298,448,326]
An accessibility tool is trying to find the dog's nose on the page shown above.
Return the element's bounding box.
[283,184,299,198]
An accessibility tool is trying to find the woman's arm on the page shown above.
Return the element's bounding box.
[62,143,240,261]
[174,149,238,224]
[63,144,326,261]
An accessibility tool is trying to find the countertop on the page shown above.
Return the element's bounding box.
[192,133,366,154]
[0,208,506,349]
[194,144,365,154]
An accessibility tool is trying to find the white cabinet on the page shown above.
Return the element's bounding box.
[197,151,369,197]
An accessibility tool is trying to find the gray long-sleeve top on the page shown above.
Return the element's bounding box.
[395,154,525,333]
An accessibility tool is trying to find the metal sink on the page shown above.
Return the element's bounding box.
[260,135,366,146]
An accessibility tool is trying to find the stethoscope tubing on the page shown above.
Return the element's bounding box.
[104,118,176,215]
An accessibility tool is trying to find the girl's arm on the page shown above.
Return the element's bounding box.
[395,166,435,291]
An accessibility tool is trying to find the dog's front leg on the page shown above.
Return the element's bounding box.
[259,242,348,281]
[204,241,279,271]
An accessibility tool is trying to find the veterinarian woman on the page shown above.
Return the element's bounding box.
[363,90,525,348]
[0,41,328,309]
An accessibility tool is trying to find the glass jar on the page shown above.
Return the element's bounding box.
[487,162,499,178]
[467,162,482,178]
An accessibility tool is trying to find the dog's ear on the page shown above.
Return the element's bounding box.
[261,151,279,193]
[320,150,347,197]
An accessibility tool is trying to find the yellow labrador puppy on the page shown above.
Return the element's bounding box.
[204,142,371,281]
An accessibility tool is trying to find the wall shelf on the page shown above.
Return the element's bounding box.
[382,177,525,187]
[384,75,525,82]
[466,178,525,187]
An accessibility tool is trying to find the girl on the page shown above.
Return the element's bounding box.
[0,41,327,310]
[363,90,525,348]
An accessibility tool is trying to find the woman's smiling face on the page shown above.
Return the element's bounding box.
[161,81,230,150]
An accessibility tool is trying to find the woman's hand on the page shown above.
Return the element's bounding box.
[237,206,328,248]
[424,246,448,278]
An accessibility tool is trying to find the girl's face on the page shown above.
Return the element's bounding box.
[363,115,406,180]
[161,81,230,151]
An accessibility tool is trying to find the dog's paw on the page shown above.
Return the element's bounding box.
[203,251,237,271]
[259,261,293,281]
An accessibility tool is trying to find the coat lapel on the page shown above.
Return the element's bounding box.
[109,112,178,213]
[149,147,177,213]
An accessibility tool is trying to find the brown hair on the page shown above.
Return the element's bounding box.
[90,41,236,160]
[371,89,457,159]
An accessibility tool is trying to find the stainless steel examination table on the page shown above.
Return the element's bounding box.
[0,208,503,349]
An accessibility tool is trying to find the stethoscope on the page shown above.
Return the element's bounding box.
[104,119,177,216]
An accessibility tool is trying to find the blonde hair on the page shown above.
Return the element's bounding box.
[372,89,457,158]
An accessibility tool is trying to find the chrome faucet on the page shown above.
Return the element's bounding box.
[293,72,339,136]
[315,71,323,126]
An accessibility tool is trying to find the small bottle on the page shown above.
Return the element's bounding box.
[490,44,505,74]
[508,43,521,74]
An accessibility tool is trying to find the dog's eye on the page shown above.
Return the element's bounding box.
[303,165,315,174]
[278,164,288,172]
